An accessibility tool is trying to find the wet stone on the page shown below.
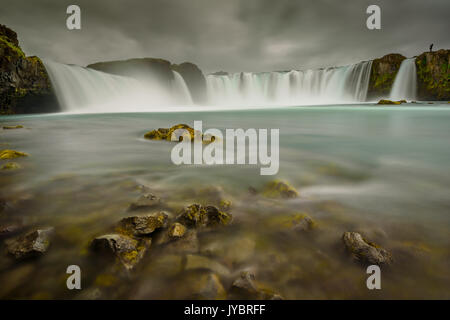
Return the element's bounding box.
[90,234,151,270]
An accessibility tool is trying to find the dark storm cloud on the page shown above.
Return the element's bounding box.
[1,0,449,73]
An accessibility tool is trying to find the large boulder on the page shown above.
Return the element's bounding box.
[415,49,450,100]
[171,62,207,103]
[367,53,406,100]
[0,25,58,114]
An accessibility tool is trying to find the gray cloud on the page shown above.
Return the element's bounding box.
[1,0,449,73]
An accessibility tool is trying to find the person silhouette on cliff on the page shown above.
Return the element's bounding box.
[430,44,433,52]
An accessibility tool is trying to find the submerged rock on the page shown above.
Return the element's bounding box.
[144,124,214,143]
[377,99,407,105]
[6,227,54,259]
[262,180,298,199]
[1,162,21,170]
[117,212,168,236]
[128,193,161,210]
[292,214,316,232]
[176,204,232,228]
[231,271,284,300]
[0,149,28,160]
[90,234,150,270]
[342,232,392,265]
[3,125,23,129]
[416,49,450,100]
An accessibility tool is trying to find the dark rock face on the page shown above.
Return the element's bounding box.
[0,25,59,114]
[210,71,228,76]
[367,53,406,100]
[87,58,174,86]
[416,49,450,100]
[171,62,207,103]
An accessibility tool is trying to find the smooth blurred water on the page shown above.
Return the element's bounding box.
[1,103,449,299]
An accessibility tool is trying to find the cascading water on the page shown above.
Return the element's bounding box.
[43,60,192,112]
[206,60,373,106]
[389,58,417,101]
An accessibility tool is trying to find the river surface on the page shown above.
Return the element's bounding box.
[0,103,449,299]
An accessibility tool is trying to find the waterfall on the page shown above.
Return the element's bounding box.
[171,71,193,104]
[206,60,373,106]
[390,58,417,101]
[43,60,193,112]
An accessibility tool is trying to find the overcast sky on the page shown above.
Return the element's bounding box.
[1,0,449,73]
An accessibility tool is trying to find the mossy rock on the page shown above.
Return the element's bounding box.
[168,222,187,239]
[377,99,407,105]
[262,180,298,199]
[144,124,214,143]
[176,204,232,228]
[0,149,29,160]
[230,271,283,300]
[0,25,59,114]
[90,234,151,270]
